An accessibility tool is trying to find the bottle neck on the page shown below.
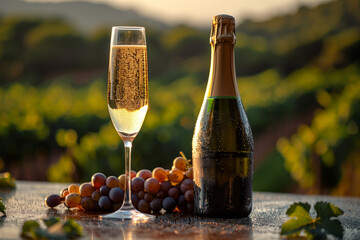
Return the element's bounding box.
[205,43,239,98]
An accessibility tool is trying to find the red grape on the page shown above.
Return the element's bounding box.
[144,178,160,194]
[109,187,124,203]
[131,170,137,179]
[185,167,193,179]
[80,196,95,210]
[98,196,112,211]
[160,181,172,193]
[180,178,194,193]
[144,193,154,202]
[106,176,120,189]
[131,193,139,209]
[131,177,145,193]
[156,191,166,199]
[138,199,150,213]
[150,198,162,213]
[100,185,110,196]
[162,197,176,212]
[137,190,146,199]
[168,187,180,199]
[45,194,62,208]
[184,190,194,203]
[91,190,101,202]
[136,169,152,180]
[92,173,107,189]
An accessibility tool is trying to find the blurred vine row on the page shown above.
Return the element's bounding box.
[0,0,359,196]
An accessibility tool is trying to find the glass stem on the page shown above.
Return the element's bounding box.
[121,140,134,210]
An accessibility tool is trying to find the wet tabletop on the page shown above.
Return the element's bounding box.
[0,181,359,239]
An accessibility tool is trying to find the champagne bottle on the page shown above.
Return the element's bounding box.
[192,14,254,217]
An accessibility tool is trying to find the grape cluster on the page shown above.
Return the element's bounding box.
[45,155,194,214]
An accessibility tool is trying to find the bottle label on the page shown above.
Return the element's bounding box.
[199,151,253,178]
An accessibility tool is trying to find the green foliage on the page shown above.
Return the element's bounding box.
[281,201,344,239]
[253,151,293,192]
[0,172,16,189]
[277,66,360,190]
[21,217,83,240]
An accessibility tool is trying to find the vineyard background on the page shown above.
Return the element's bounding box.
[0,0,359,196]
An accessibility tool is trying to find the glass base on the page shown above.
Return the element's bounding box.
[100,208,155,221]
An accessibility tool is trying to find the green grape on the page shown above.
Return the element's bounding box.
[68,184,80,194]
[60,188,69,198]
[65,193,81,208]
[80,182,95,197]
[152,167,167,182]
[173,157,188,171]
[169,168,184,183]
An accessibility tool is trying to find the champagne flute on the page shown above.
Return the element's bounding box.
[101,26,154,220]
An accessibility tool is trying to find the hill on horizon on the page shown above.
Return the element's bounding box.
[0,0,170,32]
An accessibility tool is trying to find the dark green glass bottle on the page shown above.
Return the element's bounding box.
[192,14,254,217]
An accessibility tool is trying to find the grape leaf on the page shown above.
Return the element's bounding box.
[21,217,83,239]
[61,219,83,238]
[0,198,6,216]
[314,202,344,239]
[21,220,41,239]
[43,216,60,227]
[281,201,344,239]
[280,202,313,236]
[315,201,344,218]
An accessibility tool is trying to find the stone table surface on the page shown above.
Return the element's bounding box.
[0,181,359,239]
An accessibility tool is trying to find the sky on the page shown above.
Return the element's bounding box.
[25,0,333,27]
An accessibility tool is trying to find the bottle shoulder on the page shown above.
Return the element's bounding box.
[193,97,254,152]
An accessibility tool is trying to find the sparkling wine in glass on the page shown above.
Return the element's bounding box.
[101,26,154,221]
